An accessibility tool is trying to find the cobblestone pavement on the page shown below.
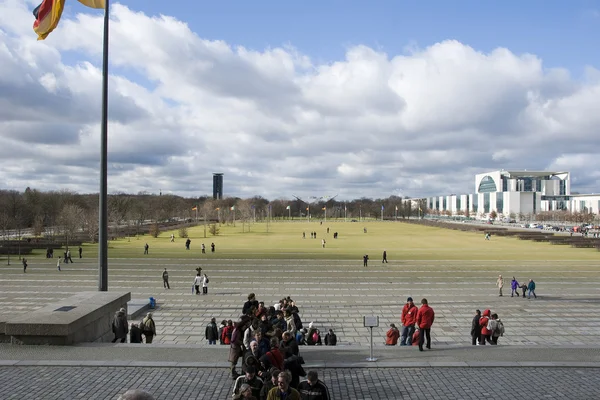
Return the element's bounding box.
[0,366,598,399]
[1,258,600,346]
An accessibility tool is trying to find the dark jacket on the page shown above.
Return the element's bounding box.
[471,315,481,336]
[130,325,143,343]
[281,337,299,357]
[260,380,275,400]
[205,322,218,341]
[297,379,331,400]
[243,300,259,315]
[324,333,337,346]
[112,311,128,339]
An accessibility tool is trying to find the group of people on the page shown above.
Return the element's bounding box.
[111,309,157,344]
[471,309,504,345]
[385,297,435,351]
[145,241,216,254]
[497,275,537,299]
[224,293,331,399]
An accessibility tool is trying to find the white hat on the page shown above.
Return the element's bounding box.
[308,322,314,329]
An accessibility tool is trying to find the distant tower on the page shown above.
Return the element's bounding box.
[213,173,223,200]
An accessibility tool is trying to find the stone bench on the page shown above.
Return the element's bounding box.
[4,291,130,345]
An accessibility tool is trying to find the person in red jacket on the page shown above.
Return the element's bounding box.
[386,323,400,345]
[479,309,492,345]
[416,298,435,351]
[400,297,418,346]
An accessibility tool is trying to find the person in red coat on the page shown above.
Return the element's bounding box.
[386,324,400,345]
[416,298,435,351]
[479,309,492,345]
[400,297,418,346]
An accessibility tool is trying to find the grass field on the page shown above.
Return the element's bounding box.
[27,220,600,261]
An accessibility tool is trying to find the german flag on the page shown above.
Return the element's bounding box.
[33,0,105,41]
[191,206,197,211]
[33,0,65,40]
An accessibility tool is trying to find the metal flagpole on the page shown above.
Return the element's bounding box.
[98,0,110,292]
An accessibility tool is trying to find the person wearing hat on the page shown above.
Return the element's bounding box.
[400,297,418,346]
[232,365,263,399]
[141,312,156,344]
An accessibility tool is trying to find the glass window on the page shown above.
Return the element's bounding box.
[496,195,503,214]
[478,176,498,193]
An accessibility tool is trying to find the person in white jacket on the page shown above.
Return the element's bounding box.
[202,273,209,295]
[193,273,202,295]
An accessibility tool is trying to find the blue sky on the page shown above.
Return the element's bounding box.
[114,0,600,76]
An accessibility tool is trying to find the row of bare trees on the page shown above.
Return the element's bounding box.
[0,189,431,243]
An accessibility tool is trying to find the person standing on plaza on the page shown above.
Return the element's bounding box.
[185,238,191,250]
[297,370,331,400]
[144,243,149,255]
[129,322,143,344]
[496,274,504,296]
[400,297,418,346]
[202,273,209,295]
[479,309,492,345]
[78,246,82,258]
[22,258,27,273]
[211,242,216,252]
[162,268,170,289]
[382,250,388,263]
[230,317,252,379]
[202,243,206,253]
[416,298,435,351]
[111,308,128,343]
[363,254,369,267]
[471,309,481,345]
[511,277,519,297]
[141,312,156,344]
[193,272,202,295]
[206,317,219,345]
[528,279,537,299]
[57,257,61,271]
[67,249,73,263]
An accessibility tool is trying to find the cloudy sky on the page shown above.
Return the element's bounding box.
[1,0,599,200]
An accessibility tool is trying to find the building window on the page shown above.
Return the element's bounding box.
[560,180,566,195]
[533,192,537,214]
[502,176,508,192]
[457,198,461,211]
[484,193,490,213]
[496,195,503,214]
[443,197,447,211]
[472,196,478,212]
[466,196,470,212]
[478,176,498,193]
[435,198,439,210]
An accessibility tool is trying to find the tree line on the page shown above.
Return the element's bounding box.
[0,188,429,243]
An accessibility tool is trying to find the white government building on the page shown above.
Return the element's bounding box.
[426,170,600,218]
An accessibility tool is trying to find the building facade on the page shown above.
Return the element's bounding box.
[426,170,600,218]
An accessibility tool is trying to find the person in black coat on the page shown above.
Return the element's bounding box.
[324,329,337,346]
[130,323,143,343]
[471,309,481,345]
[205,317,219,344]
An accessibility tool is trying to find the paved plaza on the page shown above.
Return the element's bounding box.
[1,254,600,398]
[1,257,600,346]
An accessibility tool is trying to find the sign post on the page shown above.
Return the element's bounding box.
[363,315,379,362]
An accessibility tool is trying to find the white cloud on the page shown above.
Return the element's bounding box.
[0,0,599,199]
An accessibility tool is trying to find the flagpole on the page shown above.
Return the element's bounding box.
[98,0,110,292]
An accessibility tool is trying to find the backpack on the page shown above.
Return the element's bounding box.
[139,320,146,332]
[206,277,209,283]
[496,320,505,336]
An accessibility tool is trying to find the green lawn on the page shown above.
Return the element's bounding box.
[35,220,599,261]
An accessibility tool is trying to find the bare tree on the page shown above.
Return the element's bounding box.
[237,199,253,232]
[58,203,85,249]
[82,206,99,243]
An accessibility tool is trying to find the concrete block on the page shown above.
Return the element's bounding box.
[4,291,131,345]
